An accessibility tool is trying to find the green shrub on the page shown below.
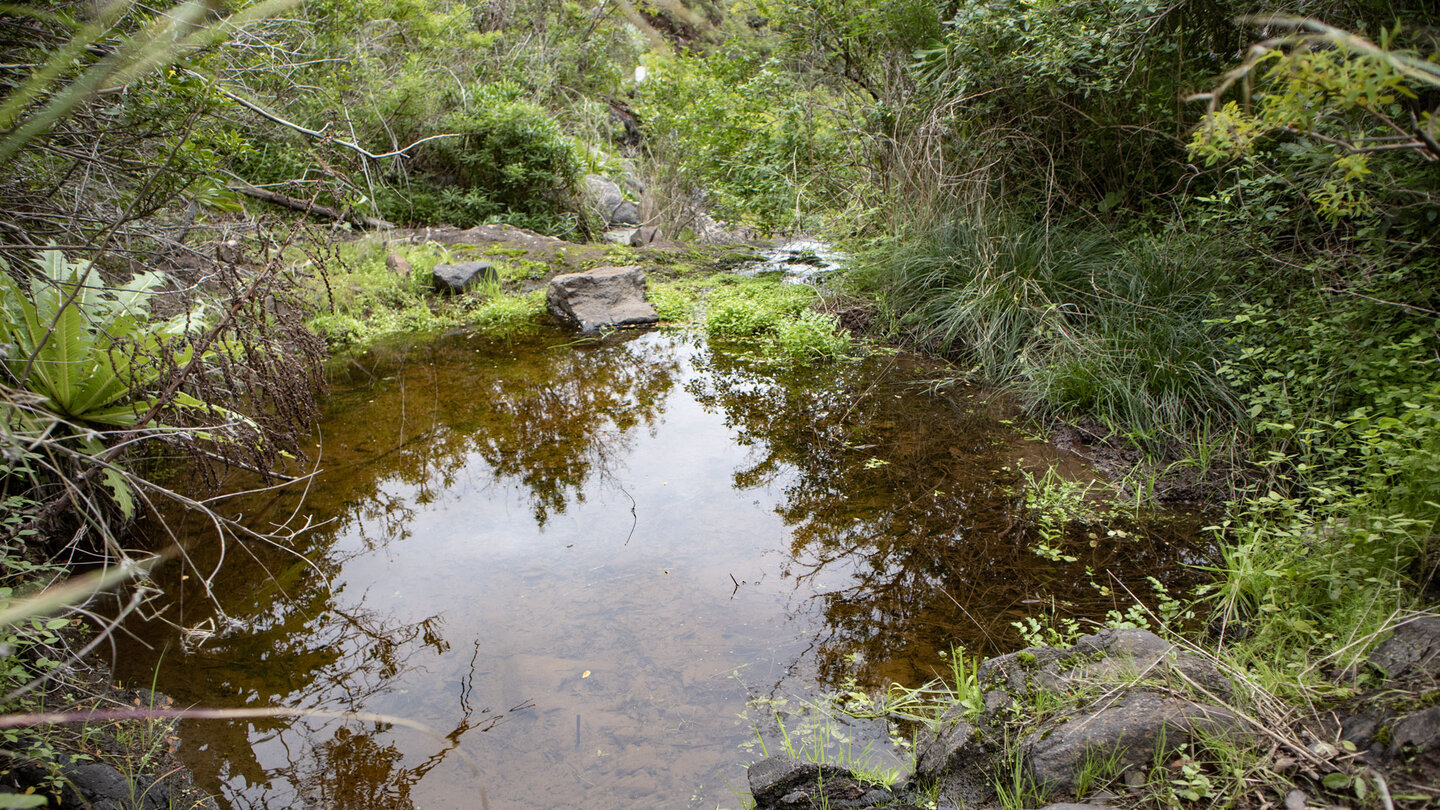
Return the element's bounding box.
[377,84,588,237]
[703,279,814,338]
[638,53,861,233]
[775,309,851,360]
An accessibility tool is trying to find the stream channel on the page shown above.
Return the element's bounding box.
[114,253,1211,810]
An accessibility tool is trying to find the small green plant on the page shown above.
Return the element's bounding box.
[467,291,545,339]
[1073,744,1128,799]
[1020,467,1104,564]
[775,310,852,361]
[0,249,254,514]
[992,732,1049,810]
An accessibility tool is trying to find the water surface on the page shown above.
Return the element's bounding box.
[115,327,1208,809]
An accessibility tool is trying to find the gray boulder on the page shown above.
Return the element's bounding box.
[1370,615,1440,686]
[916,629,1240,804]
[546,265,658,332]
[1389,705,1440,758]
[584,174,639,227]
[612,200,641,226]
[1025,691,1242,791]
[630,226,663,247]
[431,260,496,294]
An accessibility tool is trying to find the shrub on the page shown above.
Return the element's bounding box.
[775,309,851,360]
[703,279,814,339]
[378,85,588,237]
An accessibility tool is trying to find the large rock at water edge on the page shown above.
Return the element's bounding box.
[747,756,911,810]
[546,265,658,332]
[431,260,496,294]
[1025,690,1242,791]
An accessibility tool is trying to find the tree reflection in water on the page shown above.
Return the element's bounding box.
[689,346,1212,691]
[115,327,680,809]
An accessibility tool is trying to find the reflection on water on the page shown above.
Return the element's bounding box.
[114,328,1210,810]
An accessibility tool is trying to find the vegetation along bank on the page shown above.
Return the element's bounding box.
[0,0,1437,807]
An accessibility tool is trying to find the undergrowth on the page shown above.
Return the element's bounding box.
[308,238,549,347]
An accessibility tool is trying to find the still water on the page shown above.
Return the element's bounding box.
[115,326,1208,809]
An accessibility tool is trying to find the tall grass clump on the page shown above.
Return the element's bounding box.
[858,213,1246,448]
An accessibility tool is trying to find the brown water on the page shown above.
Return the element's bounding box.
[114,326,1210,810]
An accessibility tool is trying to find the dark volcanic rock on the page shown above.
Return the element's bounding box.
[747,756,912,810]
[913,710,997,805]
[430,260,496,294]
[612,200,641,226]
[1025,691,1242,791]
[1390,705,1440,757]
[546,265,658,332]
[1370,615,1440,687]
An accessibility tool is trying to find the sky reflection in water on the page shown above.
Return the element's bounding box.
[115,328,1210,810]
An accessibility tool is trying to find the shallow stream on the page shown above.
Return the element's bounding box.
[115,303,1210,809]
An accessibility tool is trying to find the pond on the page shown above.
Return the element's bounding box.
[113,322,1210,810]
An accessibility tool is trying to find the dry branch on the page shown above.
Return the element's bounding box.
[228,178,394,229]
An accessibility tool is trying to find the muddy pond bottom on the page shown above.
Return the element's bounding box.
[115,328,1210,810]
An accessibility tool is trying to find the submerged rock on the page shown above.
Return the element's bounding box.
[431,260,496,294]
[545,265,658,332]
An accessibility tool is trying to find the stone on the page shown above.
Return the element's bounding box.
[386,252,412,276]
[975,646,1068,695]
[746,756,902,809]
[1061,629,1232,697]
[430,260,496,294]
[914,711,997,806]
[630,226,662,247]
[1339,713,1380,749]
[612,201,641,226]
[1025,691,1242,791]
[546,265,658,332]
[1369,615,1440,686]
[583,174,639,227]
[1389,705,1440,756]
[61,762,131,809]
[58,760,181,810]
[1285,789,1308,810]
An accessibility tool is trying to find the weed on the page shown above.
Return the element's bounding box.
[992,732,1049,810]
[703,278,815,339]
[775,310,852,361]
[1073,744,1128,799]
[1019,467,1105,565]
